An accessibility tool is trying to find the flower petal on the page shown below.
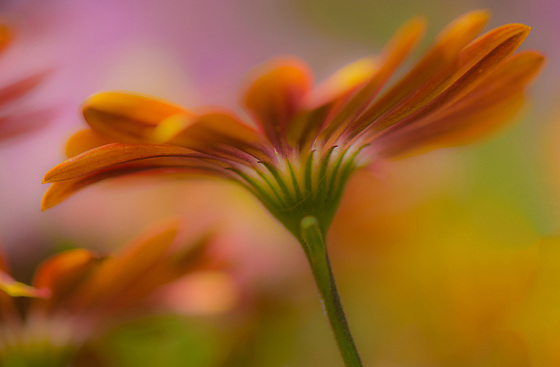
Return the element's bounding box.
[161,111,271,162]
[82,92,191,144]
[0,24,10,54]
[65,129,115,158]
[348,10,489,135]
[32,249,102,312]
[289,57,379,149]
[320,16,426,141]
[242,58,312,153]
[309,57,379,108]
[68,223,178,312]
[0,109,55,143]
[43,143,199,183]
[379,51,544,156]
[363,23,531,140]
[41,157,226,210]
[0,70,51,106]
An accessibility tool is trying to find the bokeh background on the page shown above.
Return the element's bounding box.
[1,0,559,366]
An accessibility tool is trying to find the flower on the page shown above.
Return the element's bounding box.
[0,24,51,143]
[41,11,543,239]
[0,222,211,365]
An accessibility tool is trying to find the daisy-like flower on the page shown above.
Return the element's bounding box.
[42,11,544,366]
[0,223,210,366]
[0,24,51,142]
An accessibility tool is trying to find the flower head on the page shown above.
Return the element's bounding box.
[42,11,544,239]
[0,222,211,365]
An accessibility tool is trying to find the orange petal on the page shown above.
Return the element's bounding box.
[162,111,270,162]
[0,24,11,54]
[0,247,8,274]
[366,23,531,138]
[70,222,178,311]
[379,51,544,156]
[320,16,426,141]
[43,143,199,183]
[41,157,225,210]
[99,232,212,312]
[65,129,115,158]
[380,94,525,157]
[349,11,489,135]
[289,57,379,148]
[310,57,379,108]
[242,58,312,153]
[82,92,191,144]
[32,249,102,313]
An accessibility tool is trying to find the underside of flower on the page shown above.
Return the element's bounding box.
[231,144,367,238]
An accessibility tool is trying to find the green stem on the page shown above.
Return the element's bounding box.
[300,217,363,367]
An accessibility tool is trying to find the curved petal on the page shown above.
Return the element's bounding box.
[32,249,102,313]
[309,57,379,109]
[378,51,544,156]
[65,129,115,158]
[82,92,191,144]
[68,223,178,312]
[242,57,312,154]
[41,157,227,210]
[43,143,200,183]
[289,57,379,149]
[348,10,490,135]
[162,111,271,162]
[320,16,426,142]
[362,23,531,140]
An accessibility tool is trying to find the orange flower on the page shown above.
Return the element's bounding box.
[0,24,51,142]
[42,11,544,239]
[0,222,211,364]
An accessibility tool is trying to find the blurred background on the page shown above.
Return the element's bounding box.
[0,0,559,366]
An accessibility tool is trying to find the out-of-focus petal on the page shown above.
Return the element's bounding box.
[379,51,544,156]
[242,58,312,153]
[41,157,226,210]
[320,16,426,141]
[65,129,115,158]
[0,271,49,298]
[349,11,489,135]
[43,143,200,183]
[0,109,55,143]
[32,249,102,313]
[101,232,212,312]
[82,92,191,144]
[365,23,531,140]
[0,71,51,106]
[70,223,178,312]
[0,24,10,54]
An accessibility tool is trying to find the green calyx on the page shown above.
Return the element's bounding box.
[231,145,363,240]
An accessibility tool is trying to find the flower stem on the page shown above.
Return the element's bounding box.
[300,216,363,367]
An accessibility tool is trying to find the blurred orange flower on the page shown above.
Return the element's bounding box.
[42,11,543,239]
[0,24,51,143]
[0,222,211,365]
